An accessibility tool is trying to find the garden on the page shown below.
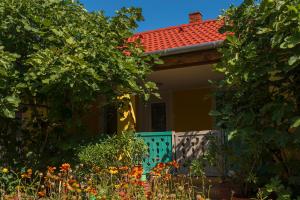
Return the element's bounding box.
[1,0,300,199]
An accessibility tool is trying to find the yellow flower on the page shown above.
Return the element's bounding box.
[2,168,9,173]
[118,154,123,161]
[108,167,118,175]
[114,184,121,189]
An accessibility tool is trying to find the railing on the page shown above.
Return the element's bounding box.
[137,130,224,176]
[136,131,174,175]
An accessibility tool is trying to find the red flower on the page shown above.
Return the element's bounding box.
[157,163,165,170]
[168,160,179,169]
[129,165,143,179]
[60,163,71,172]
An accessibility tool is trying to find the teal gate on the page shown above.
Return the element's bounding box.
[136,131,174,175]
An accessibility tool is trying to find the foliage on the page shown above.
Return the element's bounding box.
[78,132,147,169]
[256,178,292,200]
[0,0,158,167]
[212,0,300,195]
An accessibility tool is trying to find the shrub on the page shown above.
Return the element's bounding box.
[78,132,147,168]
[213,0,300,195]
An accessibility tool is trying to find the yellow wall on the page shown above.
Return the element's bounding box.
[173,88,213,132]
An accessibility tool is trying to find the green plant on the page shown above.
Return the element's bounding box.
[256,177,292,200]
[78,132,147,168]
[212,0,300,195]
[0,167,18,195]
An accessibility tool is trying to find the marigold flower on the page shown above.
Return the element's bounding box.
[157,162,165,169]
[60,163,71,172]
[108,167,118,175]
[129,166,143,179]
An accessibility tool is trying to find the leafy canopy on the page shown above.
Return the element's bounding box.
[0,0,158,167]
[213,0,300,194]
[0,0,157,119]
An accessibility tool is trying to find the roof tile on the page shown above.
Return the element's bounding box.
[128,19,226,53]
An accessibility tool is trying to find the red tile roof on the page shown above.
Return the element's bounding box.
[129,19,226,53]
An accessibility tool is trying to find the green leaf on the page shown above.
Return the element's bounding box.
[66,37,75,45]
[288,55,300,65]
[51,28,64,37]
[5,96,20,106]
[2,108,15,118]
[280,33,300,49]
[228,130,237,141]
[291,117,300,128]
[257,27,272,34]
[209,110,221,116]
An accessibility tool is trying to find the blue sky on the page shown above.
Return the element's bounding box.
[79,0,243,33]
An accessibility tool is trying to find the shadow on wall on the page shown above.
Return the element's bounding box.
[173,130,225,177]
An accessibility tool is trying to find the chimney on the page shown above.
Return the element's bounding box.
[189,12,202,23]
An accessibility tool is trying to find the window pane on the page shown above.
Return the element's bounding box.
[151,103,166,131]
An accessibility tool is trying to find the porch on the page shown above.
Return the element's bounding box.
[136,63,223,133]
[135,63,224,176]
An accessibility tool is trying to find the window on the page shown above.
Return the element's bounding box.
[151,103,166,132]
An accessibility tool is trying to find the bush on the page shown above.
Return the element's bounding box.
[78,132,147,168]
[213,0,300,196]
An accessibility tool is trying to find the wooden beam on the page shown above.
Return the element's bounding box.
[153,49,221,71]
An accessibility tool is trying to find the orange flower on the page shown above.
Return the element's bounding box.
[87,187,97,195]
[136,180,145,186]
[129,166,143,179]
[136,173,142,179]
[37,191,46,197]
[21,168,32,179]
[119,166,129,171]
[47,166,56,173]
[131,166,143,173]
[150,170,161,177]
[168,160,179,169]
[60,163,71,172]
[157,163,166,170]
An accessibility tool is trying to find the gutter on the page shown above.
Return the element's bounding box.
[146,40,223,56]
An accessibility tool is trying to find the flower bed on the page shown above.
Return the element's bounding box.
[0,161,211,200]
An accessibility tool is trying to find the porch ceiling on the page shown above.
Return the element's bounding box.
[148,64,223,90]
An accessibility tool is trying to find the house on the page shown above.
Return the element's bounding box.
[83,12,226,136]
[124,12,225,133]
